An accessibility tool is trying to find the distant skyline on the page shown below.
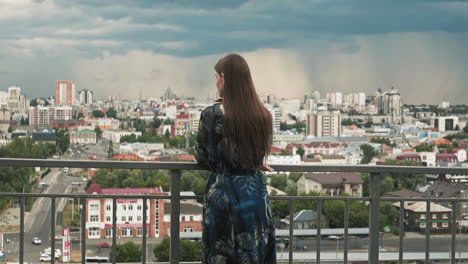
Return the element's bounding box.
[1,0,467,104]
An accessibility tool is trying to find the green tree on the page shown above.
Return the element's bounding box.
[296,147,305,158]
[55,129,70,153]
[77,113,85,119]
[360,144,378,164]
[415,143,433,152]
[7,126,13,133]
[154,237,202,261]
[110,242,141,263]
[94,127,103,138]
[92,110,105,118]
[152,117,162,129]
[106,108,117,118]
[370,137,396,147]
[270,174,288,191]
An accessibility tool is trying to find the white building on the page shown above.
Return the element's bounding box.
[70,129,97,144]
[306,111,342,137]
[119,143,165,160]
[267,154,301,165]
[84,118,120,130]
[382,88,402,116]
[280,100,301,118]
[86,183,164,239]
[102,130,142,143]
[0,91,8,109]
[189,111,201,133]
[431,116,459,132]
[78,89,93,105]
[326,92,343,108]
[268,107,281,133]
[7,87,29,112]
[273,131,304,143]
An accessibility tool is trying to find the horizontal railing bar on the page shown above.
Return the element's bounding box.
[7,193,468,203]
[381,197,468,202]
[0,158,467,174]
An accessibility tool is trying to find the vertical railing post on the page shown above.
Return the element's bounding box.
[170,169,181,264]
[289,199,294,264]
[51,198,56,264]
[112,198,117,264]
[451,201,457,264]
[369,173,381,264]
[19,197,25,264]
[81,197,87,264]
[316,200,322,264]
[142,197,147,264]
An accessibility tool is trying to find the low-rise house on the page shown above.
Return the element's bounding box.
[70,129,97,144]
[393,201,452,233]
[279,209,328,229]
[297,172,363,197]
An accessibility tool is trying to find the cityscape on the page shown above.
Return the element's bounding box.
[0,82,467,262]
[1,0,468,263]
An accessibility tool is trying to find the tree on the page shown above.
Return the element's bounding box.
[92,110,105,118]
[296,147,305,158]
[270,174,288,191]
[152,117,162,129]
[415,143,433,152]
[360,144,378,164]
[7,126,13,133]
[464,125,468,134]
[110,242,141,263]
[55,129,70,153]
[154,237,202,261]
[106,108,117,118]
[94,127,103,138]
[370,137,396,148]
[77,113,85,119]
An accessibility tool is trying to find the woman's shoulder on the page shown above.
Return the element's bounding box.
[201,103,223,117]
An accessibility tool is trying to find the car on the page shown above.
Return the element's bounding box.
[32,237,42,245]
[70,236,80,243]
[40,254,51,262]
[43,248,61,259]
[97,242,111,248]
[328,235,343,240]
[54,235,63,241]
[63,167,69,173]
[0,251,6,260]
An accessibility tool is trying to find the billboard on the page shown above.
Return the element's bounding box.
[62,228,71,262]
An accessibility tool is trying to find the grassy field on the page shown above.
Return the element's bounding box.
[62,200,81,227]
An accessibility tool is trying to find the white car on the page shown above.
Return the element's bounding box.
[54,235,63,241]
[328,235,343,240]
[40,254,51,262]
[32,237,42,245]
[43,248,61,259]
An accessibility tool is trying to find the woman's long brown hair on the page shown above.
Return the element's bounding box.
[215,53,273,169]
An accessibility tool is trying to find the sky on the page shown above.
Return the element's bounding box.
[1,0,468,104]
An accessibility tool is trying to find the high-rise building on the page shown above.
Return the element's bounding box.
[55,80,75,106]
[6,87,29,111]
[306,111,342,137]
[326,92,343,109]
[280,99,301,118]
[382,88,401,117]
[268,107,281,133]
[78,89,93,105]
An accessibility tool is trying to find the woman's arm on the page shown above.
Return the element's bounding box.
[194,107,214,170]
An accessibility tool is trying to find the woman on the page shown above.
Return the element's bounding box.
[195,53,276,263]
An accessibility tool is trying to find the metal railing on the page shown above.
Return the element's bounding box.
[0,158,468,264]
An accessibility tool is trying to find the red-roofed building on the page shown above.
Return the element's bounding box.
[270,146,283,154]
[85,183,202,239]
[436,153,458,162]
[397,154,422,162]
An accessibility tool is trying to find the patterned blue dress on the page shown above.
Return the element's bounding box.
[194,103,277,264]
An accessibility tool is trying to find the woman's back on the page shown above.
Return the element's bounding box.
[195,54,277,263]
